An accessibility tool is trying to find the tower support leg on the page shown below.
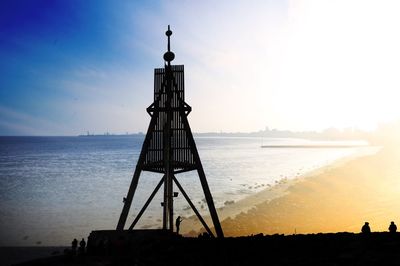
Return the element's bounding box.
[196,166,224,238]
[117,166,142,230]
[180,112,224,238]
[163,171,168,229]
[116,115,158,230]
[168,169,174,231]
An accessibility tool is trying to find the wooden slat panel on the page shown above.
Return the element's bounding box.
[144,65,194,171]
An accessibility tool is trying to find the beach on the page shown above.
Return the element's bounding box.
[0,247,66,266]
[182,145,400,236]
[0,136,370,246]
[3,144,400,265]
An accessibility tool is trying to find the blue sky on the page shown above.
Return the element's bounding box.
[1,1,400,135]
[0,1,160,135]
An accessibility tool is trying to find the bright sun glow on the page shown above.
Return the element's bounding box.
[273,0,400,131]
[163,0,400,132]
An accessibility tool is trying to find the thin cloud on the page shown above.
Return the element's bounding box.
[0,105,67,135]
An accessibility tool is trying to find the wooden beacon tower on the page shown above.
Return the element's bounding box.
[116,26,224,238]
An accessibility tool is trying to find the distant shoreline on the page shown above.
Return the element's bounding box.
[77,131,369,141]
[261,144,368,148]
[0,129,371,142]
[0,136,369,144]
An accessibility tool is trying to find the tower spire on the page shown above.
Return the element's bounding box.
[167,25,171,52]
[163,25,175,64]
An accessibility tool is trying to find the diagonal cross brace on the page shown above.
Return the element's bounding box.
[128,175,165,230]
[172,175,214,237]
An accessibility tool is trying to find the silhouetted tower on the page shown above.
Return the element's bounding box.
[116,26,224,238]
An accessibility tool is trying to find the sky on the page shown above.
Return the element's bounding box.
[1,0,400,135]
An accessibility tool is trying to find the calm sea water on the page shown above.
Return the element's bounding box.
[0,136,375,246]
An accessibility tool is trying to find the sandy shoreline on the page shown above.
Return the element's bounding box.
[182,146,391,236]
[0,246,66,266]
[3,146,398,264]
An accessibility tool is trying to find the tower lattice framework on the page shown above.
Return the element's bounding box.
[116,26,224,238]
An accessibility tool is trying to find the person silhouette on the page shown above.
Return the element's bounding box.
[71,238,78,255]
[389,221,397,233]
[175,216,183,234]
[361,222,371,234]
[79,238,86,254]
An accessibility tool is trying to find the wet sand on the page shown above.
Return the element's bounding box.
[5,146,400,265]
[0,246,66,266]
[182,146,400,236]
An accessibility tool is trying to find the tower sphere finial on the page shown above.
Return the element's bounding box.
[166,25,172,37]
[164,51,175,62]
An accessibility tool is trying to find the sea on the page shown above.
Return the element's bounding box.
[0,136,377,246]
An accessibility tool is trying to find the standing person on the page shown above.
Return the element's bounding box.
[71,238,78,255]
[389,221,397,233]
[79,238,86,255]
[175,216,183,234]
[361,222,371,234]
